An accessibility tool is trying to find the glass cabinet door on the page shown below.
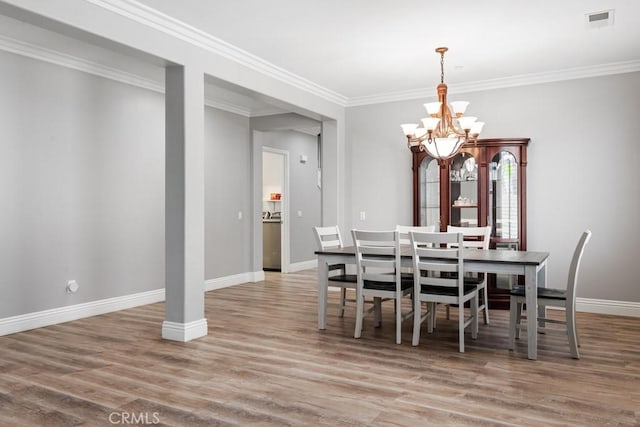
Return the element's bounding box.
[489,151,519,239]
[419,156,440,227]
[449,152,478,227]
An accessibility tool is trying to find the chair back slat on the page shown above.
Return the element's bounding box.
[416,260,459,273]
[361,258,396,269]
[414,246,458,258]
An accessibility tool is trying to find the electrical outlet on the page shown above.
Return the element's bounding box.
[237,211,243,220]
[359,211,366,221]
[297,210,302,217]
[66,280,79,293]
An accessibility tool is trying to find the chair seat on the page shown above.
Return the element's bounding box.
[510,286,567,300]
[419,284,477,296]
[328,274,357,283]
[363,280,413,292]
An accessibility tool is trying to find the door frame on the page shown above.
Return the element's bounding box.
[262,146,290,273]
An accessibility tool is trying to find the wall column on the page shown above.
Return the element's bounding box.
[162,65,207,341]
[321,120,339,227]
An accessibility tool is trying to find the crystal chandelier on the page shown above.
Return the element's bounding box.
[401,47,484,160]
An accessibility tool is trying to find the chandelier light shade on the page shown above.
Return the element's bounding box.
[401,47,484,160]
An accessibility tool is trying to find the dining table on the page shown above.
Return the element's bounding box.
[315,245,550,360]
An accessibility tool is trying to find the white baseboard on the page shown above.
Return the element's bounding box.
[252,270,265,282]
[205,271,264,291]
[161,318,208,342]
[546,297,640,318]
[4,280,636,338]
[576,297,640,317]
[0,288,165,336]
[288,259,318,272]
[0,270,267,337]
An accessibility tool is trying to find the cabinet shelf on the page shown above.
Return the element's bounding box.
[452,204,477,208]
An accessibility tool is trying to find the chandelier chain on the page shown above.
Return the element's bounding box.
[440,51,445,84]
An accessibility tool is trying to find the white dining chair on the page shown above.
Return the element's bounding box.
[396,225,436,281]
[447,225,492,325]
[509,230,592,359]
[352,229,414,344]
[409,231,479,352]
[313,226,357,317]
[396,224,436,245]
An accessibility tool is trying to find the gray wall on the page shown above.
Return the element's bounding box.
[0,49,257,319]
[255,130,321,264]
[0,50,165,318]
[204,107,252,278]
[346,72,640,303]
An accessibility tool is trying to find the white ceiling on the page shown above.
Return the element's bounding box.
[135,0,640,101]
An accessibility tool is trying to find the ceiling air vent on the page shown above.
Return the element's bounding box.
[585,9,614,28]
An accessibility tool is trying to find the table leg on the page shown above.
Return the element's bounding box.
[525,264,538,360]
[537,262,547,329]
[317,255,328,330]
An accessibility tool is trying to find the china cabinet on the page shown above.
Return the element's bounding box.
[411,138,530,308]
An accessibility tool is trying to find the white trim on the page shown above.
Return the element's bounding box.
[252,270,266,282]
[3,19,638,112]
[263,146,290,273]
[204,98,251,117]
[288,259,318,272]
[546,298,640,318]
[0,33,164,93]
[0,271,267,336]
[0,283,636,338]
[84,0,348,106]
[0,33,265,119]
[0,288,164,336]
[347,60,640,106]
[576,298,640,318]
[161,318,208,342]
[205,272,262,291]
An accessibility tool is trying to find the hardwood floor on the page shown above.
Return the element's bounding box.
[1,269,638,426]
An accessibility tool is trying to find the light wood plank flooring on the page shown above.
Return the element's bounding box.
[1,270,638,426]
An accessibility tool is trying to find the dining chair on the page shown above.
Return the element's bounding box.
[447,225,492,324]
[395,224,436,281]
[509,230,592,359]
[409,231,479,352]
[352,229,414,344]
[313,225,357,317]
[396,224,436,245]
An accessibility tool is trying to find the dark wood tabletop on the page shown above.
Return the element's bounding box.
[315,246,549,266]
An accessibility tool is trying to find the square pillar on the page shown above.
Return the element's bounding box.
[162,65,207,341]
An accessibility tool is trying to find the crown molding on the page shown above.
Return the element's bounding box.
[0,33,268,118]
[6,2,640,111]
[0,33,164,93]
[347,59,640,107]
[204,98,251,117]
[85,0,349,107]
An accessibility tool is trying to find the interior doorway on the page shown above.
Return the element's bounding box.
[262,147,290,272]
